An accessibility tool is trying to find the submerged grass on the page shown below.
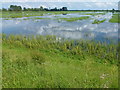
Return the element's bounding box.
[109,14,120,23]
[2,34,118,88]
[58,16,90,22]
[92,19,106,24]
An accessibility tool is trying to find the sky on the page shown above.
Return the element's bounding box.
[1,0,120,10]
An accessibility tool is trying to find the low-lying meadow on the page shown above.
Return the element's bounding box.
[2,34,118,88]
[109,14,120,23]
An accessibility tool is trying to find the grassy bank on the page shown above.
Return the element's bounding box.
[83,13,106,16]
[92,19,106,24]
[58,16,90,22]
[109,14,120,23]
[2,34,118,88]
[1,11,82,18]
[1,11,108,18]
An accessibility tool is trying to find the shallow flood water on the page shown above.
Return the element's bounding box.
[2,12,118,43]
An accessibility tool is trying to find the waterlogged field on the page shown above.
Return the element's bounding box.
[1,11,119,43]
[1,11,119,88]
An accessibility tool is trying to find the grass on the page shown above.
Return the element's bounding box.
[1,11,107,18]
[92,19,106,24]
[33,17,51,20]
[58,16,90,22]
[2,11,43,18]
[109,14,120,23]
[3,18,12,20]
[83,13,106,16]
[23,17,51,20]
[1,11,80,18]
[2,34,118,88]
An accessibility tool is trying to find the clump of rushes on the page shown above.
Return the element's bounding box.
[92,19,106,24]
[59,16,90,22]
[2,34,118,65]
[31,50,46,64]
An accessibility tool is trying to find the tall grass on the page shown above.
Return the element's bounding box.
[2,34,118,64]
[2,34,118,88]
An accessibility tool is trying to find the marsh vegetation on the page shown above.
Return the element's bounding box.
[109,14,120,23]
[92,19,106,24]
[2,34,118,88]
[1,9,119,88]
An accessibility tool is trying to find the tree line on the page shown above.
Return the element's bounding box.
[1,5,68,11]
[1,5,120,12]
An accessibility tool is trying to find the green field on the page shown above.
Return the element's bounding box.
[1,11,107,18]
[83,13,106,16]
[1,11,120,23]
[1,11,85,18]
[109,14,120,23]
[58,16,90,22]
[2,34,118,88]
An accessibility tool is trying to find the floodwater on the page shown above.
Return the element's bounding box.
[1,12,118,43]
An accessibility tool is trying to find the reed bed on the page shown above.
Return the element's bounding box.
[2,34,118,65]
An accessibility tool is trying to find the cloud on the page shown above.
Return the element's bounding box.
[1,1,118,10]
[40,5,47,8]
[1,0,120,2]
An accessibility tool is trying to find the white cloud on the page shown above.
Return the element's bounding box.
[94,2,107,8]
[1,0,120,2]
[40,5,47,8]
[85,3,93,8]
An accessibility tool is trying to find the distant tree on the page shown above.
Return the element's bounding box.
[106,9,108,12]
[44,8,49,11]
[50,7,59,11]
[62,7,67,11]
[2,8,7,11]
[23,7,27,11]
[10,5,14,11]
[27,8,31,11]
[8,8,12,11]
[17,6,22,11]
[9,5,22,11]
[112,8,115,11]
[60,8,62,11]
[40,6,44,11]
[54,7,58,11]
[112,8,115,13]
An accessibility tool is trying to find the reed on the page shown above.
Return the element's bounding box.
[2,34,118,64]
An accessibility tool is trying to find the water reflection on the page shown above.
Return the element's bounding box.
[2,12,118,43]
